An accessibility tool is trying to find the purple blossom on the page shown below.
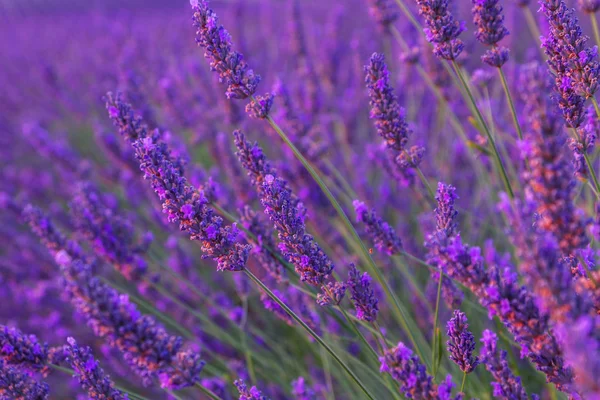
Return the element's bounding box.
[415,0,465,60]
[446,310,479,373]
[71,182,149,280]
[472,0,510,67]
[65,337,128,399]
[347,263,378,322]
[246,93,274,119]
[380,342,461,400]
[291,376,317,400]
[479,330,530,400]
[0,360,49,400]
[191,0,260,99]
[367,0,399,32]
[540,0,600,111]
[235,379,269,400]
[365,53,424,183]
[578,0,600,13]
[0,326,48,372]
[105,94,250,272]
[234,132,333,285]
[316,281,347,306]
[353,200,402,255]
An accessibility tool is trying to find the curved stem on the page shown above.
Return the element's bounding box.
[450,61,514,198]
[244,269,377,400]
[497,66,523,140]
[262,112,430,369]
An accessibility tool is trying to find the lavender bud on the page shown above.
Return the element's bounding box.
[235,379,269,400]
[472,0,509,47]
[578,0,600,13]
[317,281,347,306]
[66,337,128,400]
[446,310,479,373]
[416,0,466,60]
[353,200,403,255]
[479,330,529,400]
[191,0,260,99]
[347,263,379,322]
[367,0,399,32]
[0,360,49,400]
[245,93,274,119]
[0,326,48,372]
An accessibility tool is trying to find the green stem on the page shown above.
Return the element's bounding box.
[450,61,514,198]
[460,372,467,393]
[431,271,444,379]
[262,112,429,368]
[194,382,223,400]
[240,295,257,385]
[244,269,377,400]
[570,127,600,197]
[497,66,523,140]
[522,7,543,50]
[591,97,600,120]
[591,13,600,49]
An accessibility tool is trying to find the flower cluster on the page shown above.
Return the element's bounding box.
[415,0,465,60]
[347,264,379,322]
[471,0,510,67]
[446,310,479,373]
[191,0,260,99]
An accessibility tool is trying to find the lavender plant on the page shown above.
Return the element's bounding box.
[4,0,600,398]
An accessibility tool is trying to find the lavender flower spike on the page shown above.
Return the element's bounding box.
[235,379,269,400]
[0,326,48,372]
[234,131,333,286]
[480,330,529,400]
[106,94,250,272]
[415,0,466,60]
[365,53,424,180]
[347,263,379,322]
[578,0,600,13]
[191,0,260,99]
[446,311,479,373]
[0,360,49,400]
[540,0,600,100]
[66,337,128,400]
[353,200,402,255]
[380,342,462,400]
[472,0,510,67]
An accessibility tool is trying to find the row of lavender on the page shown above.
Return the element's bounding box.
[1,0,600,398]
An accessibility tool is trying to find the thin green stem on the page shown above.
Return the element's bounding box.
[431,271,444,378]
[460,372,467,393]
[240,295,257,385]
[451,60,514,198]
[244,269,377,400]
[262,112,430,368]
[497,67,523,140]
[194,382,223,400]
[591,13,600,49]
[591,97,600,119]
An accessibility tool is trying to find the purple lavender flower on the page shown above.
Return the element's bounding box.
[472,0,509,67]
[446,310,479,373]
[106,95,250,272]
[191,0,260,99]
[578,0,600,13]
[380,342,461,400]
[570,106,598,180]
[415,0,465,60]
[291,376,316,399]
[347,264,378,322]
[57,254,203,388]
[365,53,424,182]
[65,337,128,399]
[540,0,600,102]
[235,378,269,400]
[424,183,464,309]
[71,182,149,280]
[479,330,529,400]
[0,326,48,372]
[234,131,333,285]
[367,0,399,32]
[517,64,589,256]
[0,360,49,400]
[246,93,274,119]
[353,200,402,255]
[317,281,347,306]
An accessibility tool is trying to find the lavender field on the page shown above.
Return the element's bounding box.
[1,0,600,398]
